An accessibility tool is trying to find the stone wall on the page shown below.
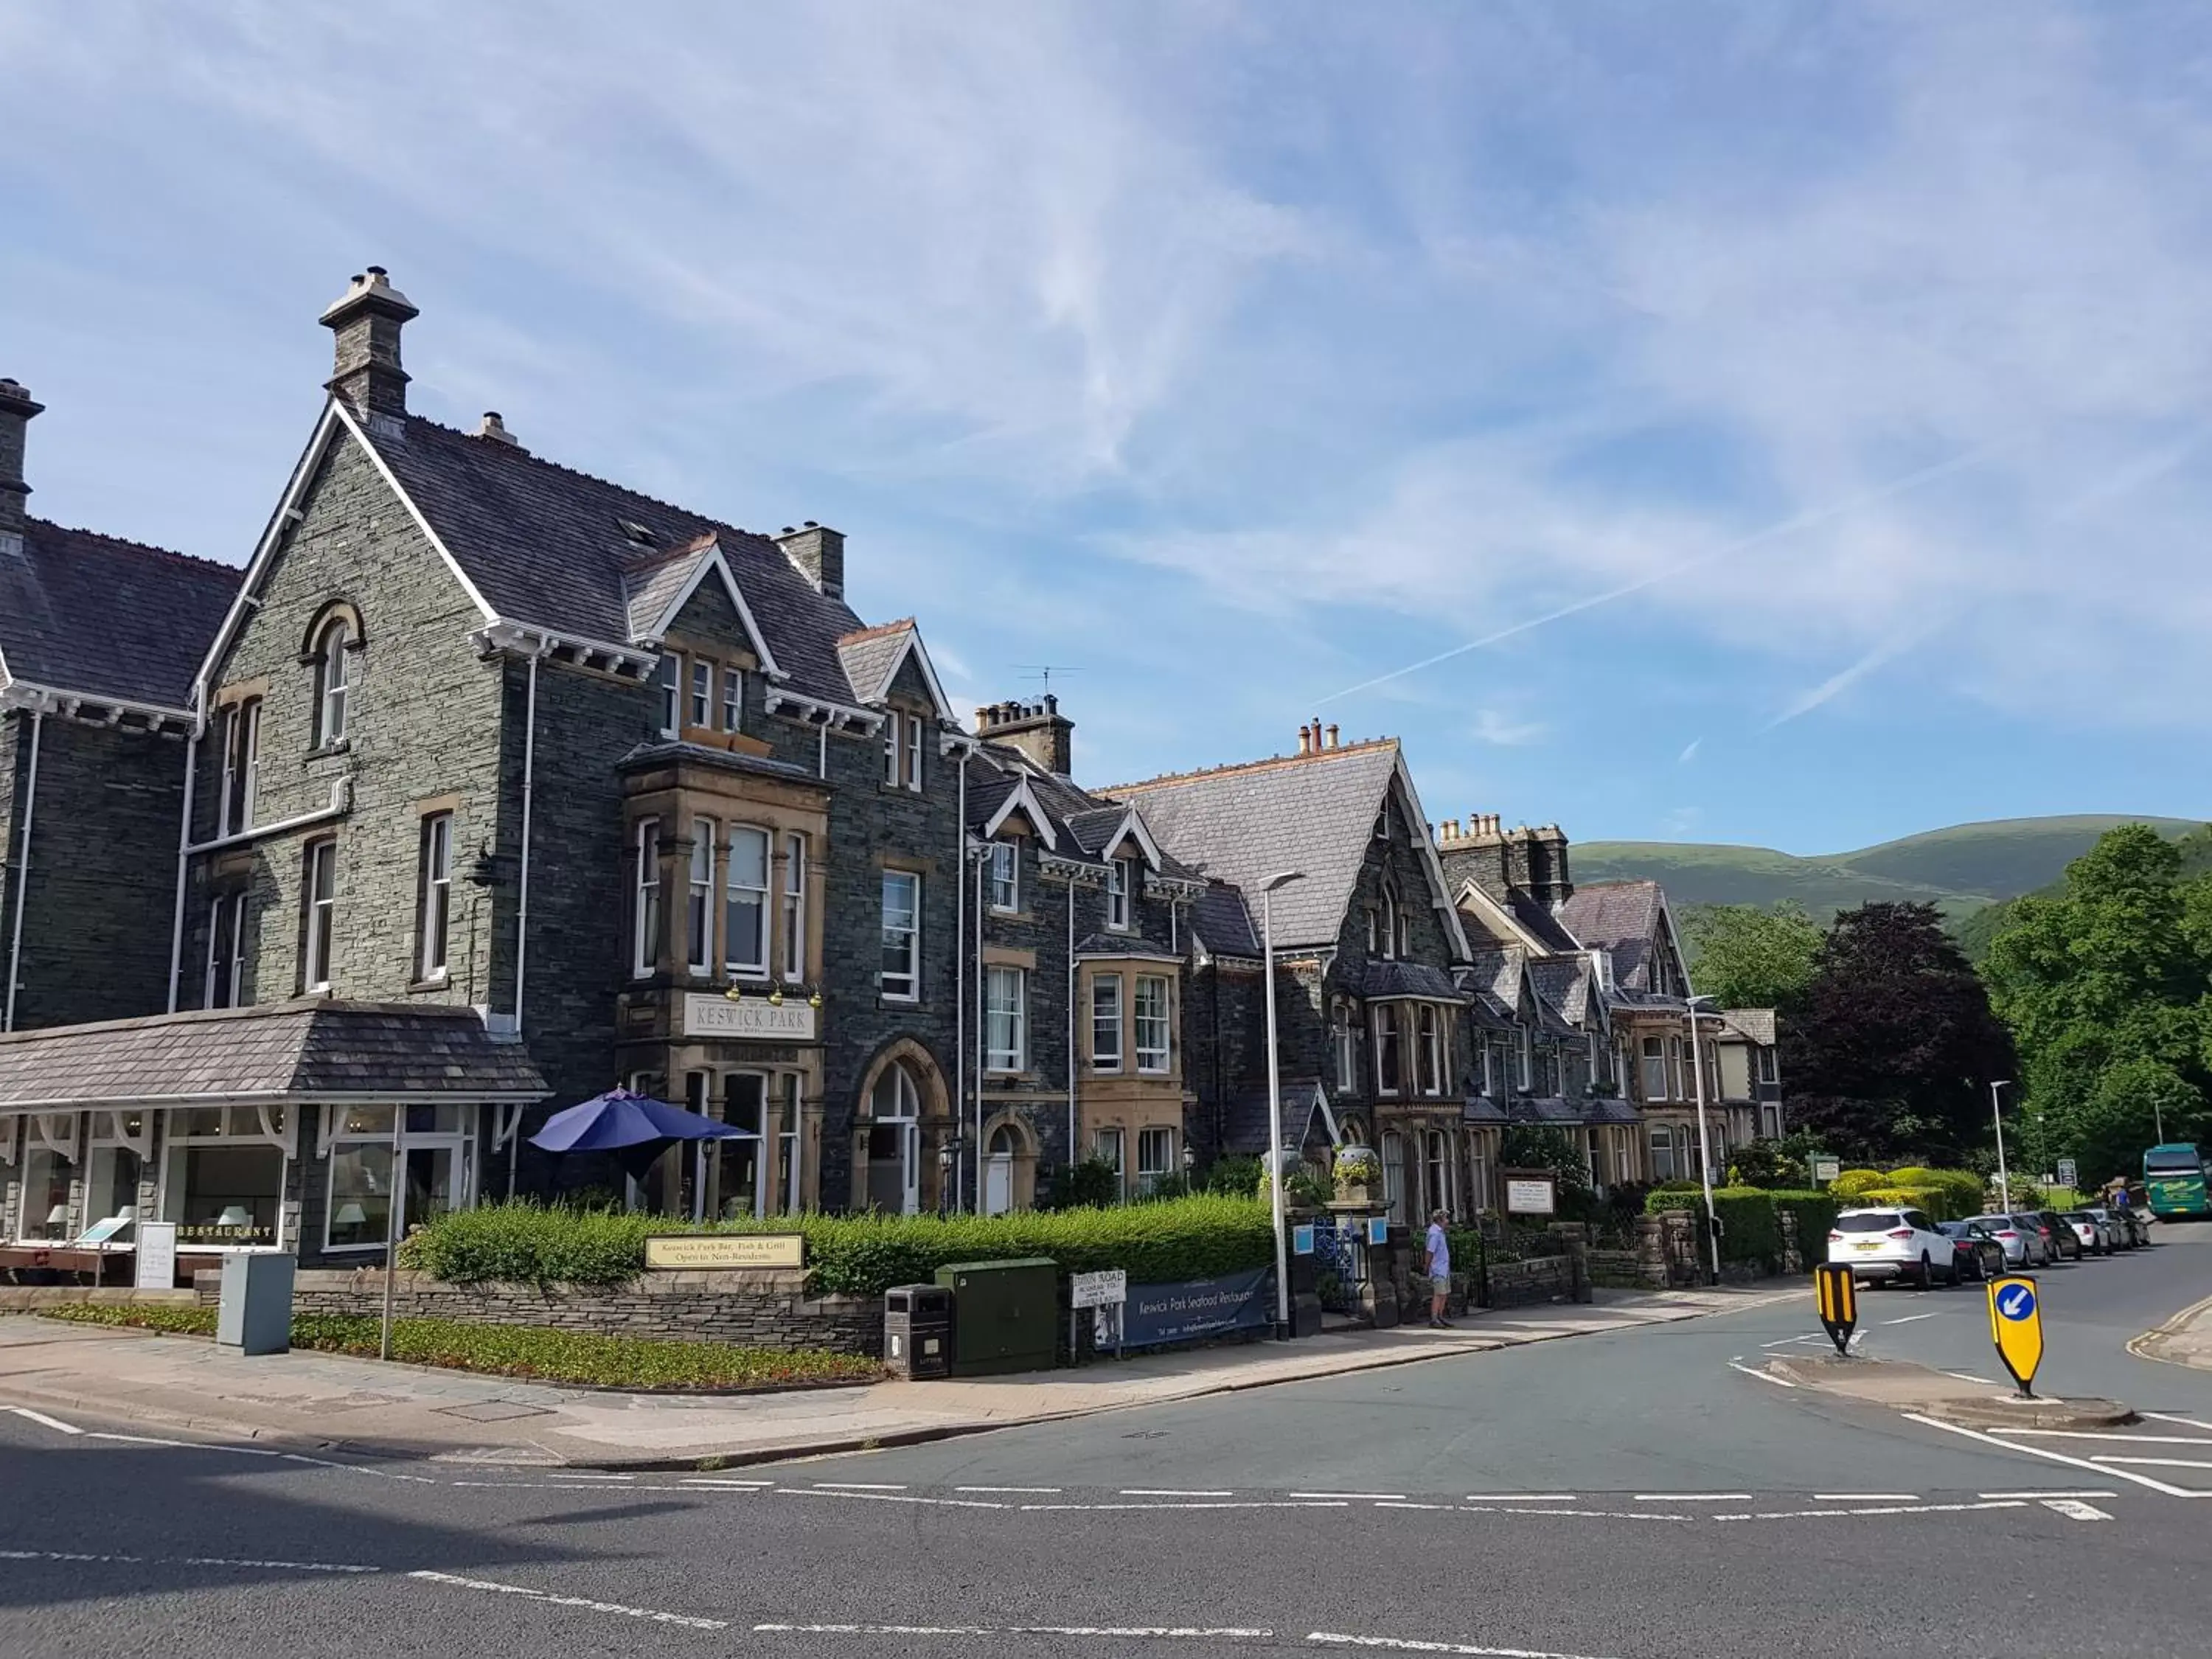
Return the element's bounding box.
[193,1267,886,1357]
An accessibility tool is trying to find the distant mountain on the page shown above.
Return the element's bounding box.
[1573,815,2206,933]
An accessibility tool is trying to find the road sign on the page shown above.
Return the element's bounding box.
[2056,1158,2078,1189]
[1070,1269,1127,1310]
[1987,1274,2044,1397]
[1813,1262,1857,1357]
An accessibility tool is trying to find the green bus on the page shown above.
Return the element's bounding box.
[2144,1143,2210,1220]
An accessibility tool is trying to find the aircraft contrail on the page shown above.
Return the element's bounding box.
[1318,437,2011,706]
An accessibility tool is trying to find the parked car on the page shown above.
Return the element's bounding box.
[2059,1211,2111,1256]
[1829,1207,1958,1287]
[2109,1203,2152,1247]
[1938,1220,2007,1281]
[1968,1213,2045,1267]
[2032,1208,2083,1261]
[2006,1211,2058,1265]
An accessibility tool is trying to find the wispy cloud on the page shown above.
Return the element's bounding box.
[1471,708,1546,747]
[1678,738,1703,765]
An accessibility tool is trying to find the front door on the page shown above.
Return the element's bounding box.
[984,1154,1013,1216]
[865,1121,917,1214]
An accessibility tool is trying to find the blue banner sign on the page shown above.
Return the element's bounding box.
[1120,1266,1276,1347]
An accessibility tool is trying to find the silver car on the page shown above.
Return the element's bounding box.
[1965,1213,2045,1267]
[2084,1206,2138,1251]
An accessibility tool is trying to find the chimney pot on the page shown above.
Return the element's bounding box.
[1325,723,1340,748]
[1296,725,1311,755]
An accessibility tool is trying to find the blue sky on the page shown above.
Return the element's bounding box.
[7,1,2211,855]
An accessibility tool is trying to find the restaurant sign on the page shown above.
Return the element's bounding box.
[683,993,818,1042]
[643,1233,805,1270]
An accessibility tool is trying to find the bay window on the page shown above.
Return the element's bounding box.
[1332,1000,1357,1093]
[725,825,770,978]
[1091,973,1123,1071]
[780,834,806,981]
[1425,1132,1451,1220]
[1374,1004,1403,1096]
[1641,1035,1668,1099]
[880,870,920,999]
[1418,1005,1443,1096]
[1136,1127,1175,1195]
[416,812,453,982]
[1134,975,1170,1074]
[986,965,1026,1072]
[303,838,336,992]
[633,821,661,977]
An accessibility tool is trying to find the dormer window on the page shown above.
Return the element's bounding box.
[1106,857,1135,931]
[688,658,714,729]
[655,655,680,739]
[619,519,659,549]
[721,666,744,732]
[990,841,1020,914]
[312,619,349,747]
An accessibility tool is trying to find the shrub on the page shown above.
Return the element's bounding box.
[1854,1184,1961,1222]
[1728,1138,1810,1189]
[1830,1169,1890,1200]
[1884,1166,1984,1212]
[1644,1186,1782,1264]
[1040,1158,1121,1211]
[403,1194,1277,1298]
[1200,1155,1262,1196]
[1768,1189,1840,1259]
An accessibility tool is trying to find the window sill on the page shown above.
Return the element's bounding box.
[406,977,452,995]
[306,740,352,761]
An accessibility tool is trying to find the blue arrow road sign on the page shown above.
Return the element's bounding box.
[1997,1283,2037,1321]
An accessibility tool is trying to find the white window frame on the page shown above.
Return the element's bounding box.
[721,664,744,733]
[1669,1036,1686,1101]
[1425,1131,1451,1222]
[1091,973,1123,1072]
[1091,1127,1125,1183]
[1381,1130,1405,1222]
[1641,1035,1668,1100]
[1649,1124,1676,1182]
[656,654,681,739]
[1380,888,1399,960]
[1332,1000,1356,1093]
[779,1074,802,1213]
[724,824,771,980]
[303,838,336,992]
[1373,1004,1402,1096]
[313,619,349,748]
[880,869,920,1001]
[904,713,924,790]
[633,820,661,978]
[15,1135,76,1244]
[990,841,1020,914]
[1136,1127,1175,1196]
[1479,1038,1496,1097]
[1106,857,1134,931]
[1418,1004,1444,1097]
[1756,1046,1778,1085]
[159,1106,293,1253]
[687,817,717,976]
[780,833,806,982]
[218,698,260,838]
[1517,1024,1534,1093]
[1134,974,1170,1074]
[882,711,902,786]
[322,1105,473,1253]
[986,964,1027,1073]
[417,811,453,983]
[689,658,714,728]
[204,890,248,1010]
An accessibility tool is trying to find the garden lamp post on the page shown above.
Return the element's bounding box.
[1990,1079,2012,1212]
[1260,869,1306,1337]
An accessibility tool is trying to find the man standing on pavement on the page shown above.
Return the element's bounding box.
[1425,1208,1453,1329]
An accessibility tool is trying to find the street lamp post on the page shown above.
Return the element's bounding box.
[1260,870,1306,1338]
[1686,995,1720,1287]
[1990,1080,2012,1213]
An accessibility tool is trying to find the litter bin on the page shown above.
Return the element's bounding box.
[216,1251,294,1355]
[883,1284,953,1380]
[933,1257,1057,1376]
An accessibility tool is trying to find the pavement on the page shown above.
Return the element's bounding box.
[7,1234,2212,1658]
[0,1282,1790,1469]
[2129,1289,2212,1370]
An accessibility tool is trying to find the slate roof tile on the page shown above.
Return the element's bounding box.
[0,521,240,709]
[1557,881,1664,991]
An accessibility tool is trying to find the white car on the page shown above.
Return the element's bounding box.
[1828,1206,1957,1287]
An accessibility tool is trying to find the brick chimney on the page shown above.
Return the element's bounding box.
[775,522,845,599]
[319,267,419,422]
[1436,810,1512,905]
[0,377,41,548]
[977,694,1074,775]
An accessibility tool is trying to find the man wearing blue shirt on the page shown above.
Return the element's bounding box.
[1425,1208,1453,1329]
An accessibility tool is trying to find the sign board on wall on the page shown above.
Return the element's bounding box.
[682,993,818,1042]
[1117,1267,1275,1347]
[1070,1269,1127,1310]
[643,1234,804,1270]
[1812,1157,1842,1185]
[135,1222,178,1290]
[1503,1173,1558,1217]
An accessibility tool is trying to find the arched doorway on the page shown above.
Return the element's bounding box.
[863,1061,922,1214]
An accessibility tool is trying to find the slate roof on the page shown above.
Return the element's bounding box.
[1460,948,1527,1012]
[1360,960,1465,1001]
[616,740,819,785]
[0,520,240,709]
[1587,1096,1644,1126]
[0,1001,549,1112]
[1507,891,1582,955]
[1462,1094,1512,1126]
[1557,881,1666,992]
[1189,881,1261,960]
[1528,958,1591,1026]
[1102,740,1405,950]
[1074,933,1180,961]
[1719,1009,1778,1046]
[835,620,915,706]
[965,743,1203,886]
[1220,1076,1335,1157]
[1506,1095,1590,1127]
[361,416,869,707]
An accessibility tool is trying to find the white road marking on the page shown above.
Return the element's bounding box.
[2041,1498,2113,1521]
[1292,1491,1408,1500]
[1462,1495,1577,1503]
[540,1471,634,1481]
[1121,1488,1234,1497]
[754,1623,1276,1641]
[1307,1630,1621,1658]
[1944,1373,2003,1385]
[2005,1430,2212,1444]
[786,1489,1008,1509]
[275,1450,434,1482]
[1813,1493,1919,1502]
[184,1556,381,1573]
[1376,1501,1450,1511]
[1760,1335,1825,1349]
[408,1568,728,1630]
[1728,1361,1797,1388]
[1882,1312,1941,1325]
[1,1546,381,1573]
[1979,1490,2118,1499]
[4,1406,82,1436]
[1020,1500,1349,1512]
[1714,1500,2027,1521]
[955,1485,1060,1494]
[1904,1413,2205,1498]
[0,1548,142,1564]
[1632,1493,1751,1502]
[2090,1455,2212,1470]
[2141,1411,2212,1431]
[1461,1507,1688,1523]
[679,1478,773,1489]
[811,1481,908,1490]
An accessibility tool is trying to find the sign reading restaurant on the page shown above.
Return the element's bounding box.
[682,993,818,1042]
[643,1234,805,1270]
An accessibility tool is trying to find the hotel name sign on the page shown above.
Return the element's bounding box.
[683,992,817,1041]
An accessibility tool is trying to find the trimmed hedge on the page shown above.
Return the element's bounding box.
[1884,1166,1985,1212]
[401,1194,1276,1297]
[1854,1185,1961,1223]
[35,1304,877,1389]
[1830,1169,1891,1201]
[1771,1190,1840,1253]
[1645,1186,1839,1267]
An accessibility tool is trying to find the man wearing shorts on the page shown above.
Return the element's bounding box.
[1425,1208,1453,1329]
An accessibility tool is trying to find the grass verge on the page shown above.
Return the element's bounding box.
[35,1303,880,1391]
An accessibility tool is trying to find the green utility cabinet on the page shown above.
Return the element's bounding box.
[933,1256,1058,1376]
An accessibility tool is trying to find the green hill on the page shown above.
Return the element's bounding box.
[1576,815,2205,933]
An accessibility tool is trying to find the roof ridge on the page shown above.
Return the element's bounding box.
[838,617,916,645]
[27,517,240,581]
[1099,735,1399,796]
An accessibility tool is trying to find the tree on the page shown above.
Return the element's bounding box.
[1983,824,2212,1183]
[1683,902,1822,1010]
[1781,902,2015,1164]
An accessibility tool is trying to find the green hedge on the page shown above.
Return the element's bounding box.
[1770,1190,1840,1253]
[1855,1184,1962,1223]
[401,1194,1276,1297]
[1831,1169,1890,1201]
[35,1304,877,1389]
[1884,1166,1985,1212]
[1644,1186,1838,1267]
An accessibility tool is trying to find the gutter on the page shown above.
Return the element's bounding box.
[955,749,967,1212]
[512,646,544,1037]
[165,712,201,1013]
[3,710,41,1032]
[1066,868,1077,1181]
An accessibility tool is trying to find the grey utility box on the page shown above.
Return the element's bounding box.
[883,1284,953,1380]
[216,1252,295,1356]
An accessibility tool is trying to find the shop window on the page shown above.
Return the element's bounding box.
[164,1107,290,1248]
[17,1144,74,1242]
[719,1074,768,1218]
[324,1105,470,1252]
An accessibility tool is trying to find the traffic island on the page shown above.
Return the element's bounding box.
[1763,1352,2138,1431]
